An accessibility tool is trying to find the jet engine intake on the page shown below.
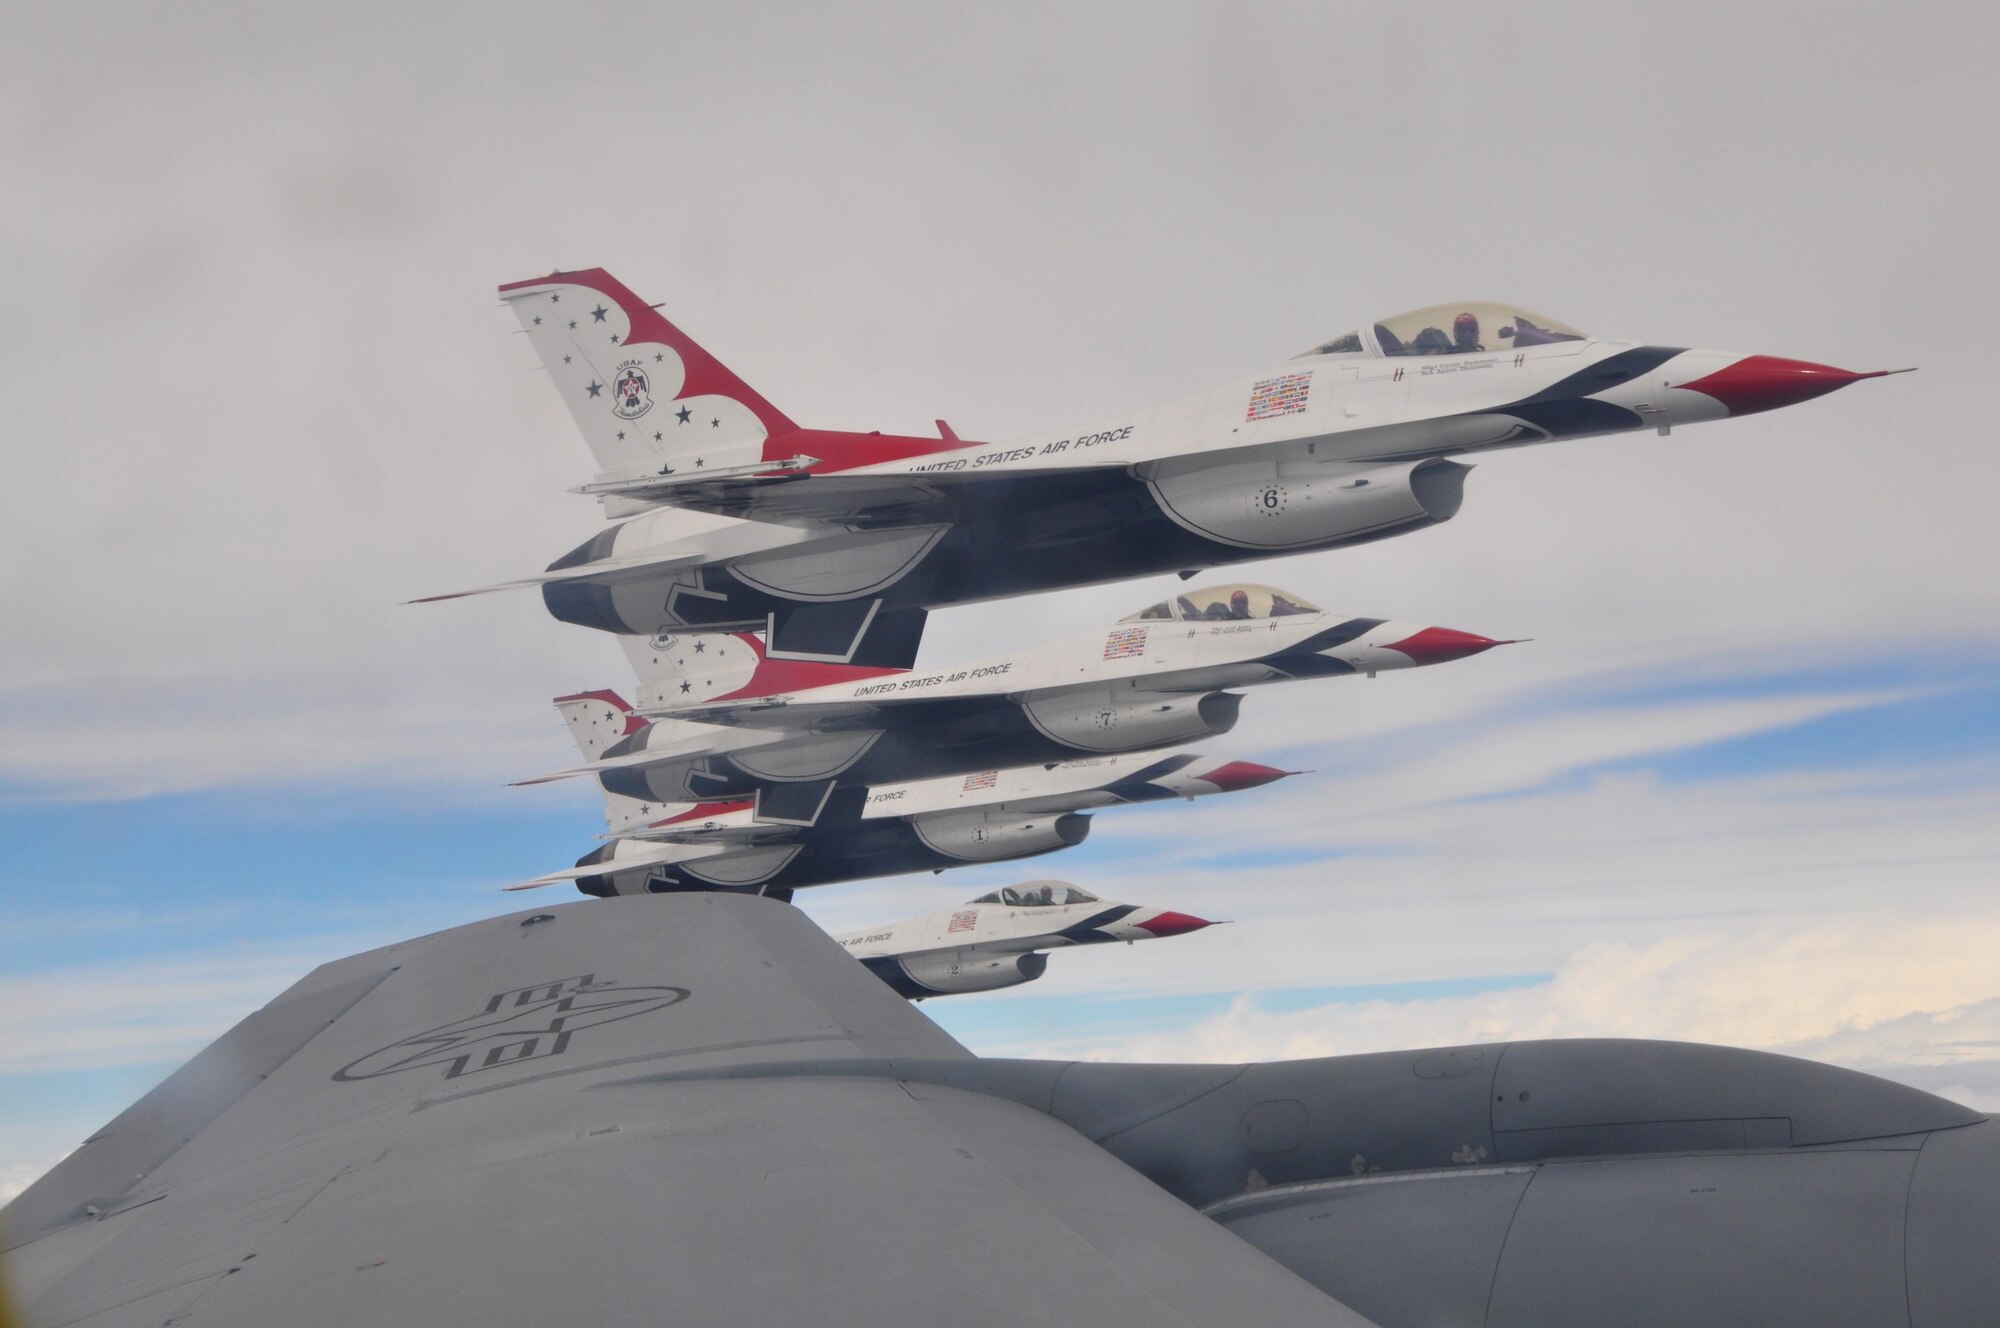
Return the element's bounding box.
[911,810,1092,862]
[1022,689,1241,753]
[1147,455,1470,551]
[893,949,1050,996]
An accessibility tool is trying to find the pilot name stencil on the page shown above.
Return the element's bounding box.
[333,975,689,1083]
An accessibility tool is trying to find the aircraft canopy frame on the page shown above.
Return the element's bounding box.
[1121,584,1322,624]
[1296,302,1588,360]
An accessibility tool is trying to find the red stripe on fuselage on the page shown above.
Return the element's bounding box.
[708,632,904,702]
[764,427,978,474]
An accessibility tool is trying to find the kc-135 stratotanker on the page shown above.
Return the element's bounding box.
[423,269,1905,669]
[16,893,1997,1327]
[519,581,1505,817]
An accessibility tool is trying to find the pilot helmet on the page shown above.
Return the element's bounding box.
[1453,312,1481,349]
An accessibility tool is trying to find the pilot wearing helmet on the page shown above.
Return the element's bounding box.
[1229,588,1252,619]
[1453,312,1484,353]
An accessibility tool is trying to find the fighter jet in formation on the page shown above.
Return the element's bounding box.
[519,581,1506,817]
[511,741,1294,897]
[832,879,1215,999]
[423,268,1900,669]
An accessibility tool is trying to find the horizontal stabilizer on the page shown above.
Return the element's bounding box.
[507,840,723,891]
[407,548,705,605]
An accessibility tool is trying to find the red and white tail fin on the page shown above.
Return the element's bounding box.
[552,689,648,761]
[499,268,797,481]
[602,790,673,837]
[618,631,766,710]
[549,692,690,834]
[621,630,906,711]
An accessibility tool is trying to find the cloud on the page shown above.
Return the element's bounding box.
[5,0,1997,1217]
[988,919,2000,1112]
[0,953,316,1075]
[1,5,1997,803]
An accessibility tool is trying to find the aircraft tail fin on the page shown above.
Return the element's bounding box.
[618,632,768,710]
[602,790,671,837]
[553,689,649,762]
[499,268,799,483]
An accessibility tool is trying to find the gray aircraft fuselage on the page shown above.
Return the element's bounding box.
[6,894,1994,1327]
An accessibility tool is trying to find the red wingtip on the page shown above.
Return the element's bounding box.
[1200,761,1294,792]
[1135,910,1215,938]
[1676,355,1898,417]
[1384,626,1505,665]
[649,799,755,827]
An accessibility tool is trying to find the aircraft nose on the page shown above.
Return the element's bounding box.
[1672,355,1900,417]
[1384,626,1509,665]
[1134,910,1214,938]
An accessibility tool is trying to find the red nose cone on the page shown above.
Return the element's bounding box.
[1135,910,1214,938]
[1385,626,1506,665]
[1200,760,1293,792]
[1676,355,1888,417]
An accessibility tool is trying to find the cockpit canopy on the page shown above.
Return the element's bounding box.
[971,881,1100,908]
[1297,303,1587,359]
[1121,583,1322,624]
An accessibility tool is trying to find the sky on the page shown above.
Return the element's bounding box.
[4,1,1998,1199]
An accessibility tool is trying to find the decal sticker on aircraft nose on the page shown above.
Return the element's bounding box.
[1103,625,1149,659]
[332,975,689,1083]
[1246,372,1312,421]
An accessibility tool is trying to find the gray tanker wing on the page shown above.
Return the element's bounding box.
[2,894,1371,1327]
[9,894,1999,1326]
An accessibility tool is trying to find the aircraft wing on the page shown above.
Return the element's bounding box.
[649,689,1019,731]
[650,671,1248,732]
[2,895,1369,1327]
[614,463,1137,530]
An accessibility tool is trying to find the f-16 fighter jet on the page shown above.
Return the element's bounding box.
[426,269,1903,668]
[510,751,1294,898]
[833,879,1215,999]
[523,582,1505,815]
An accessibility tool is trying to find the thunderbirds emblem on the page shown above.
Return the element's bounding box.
[612,362,655,419]
[333,975,688,1083]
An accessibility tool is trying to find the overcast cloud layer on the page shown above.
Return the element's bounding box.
[3,2,1997,1197]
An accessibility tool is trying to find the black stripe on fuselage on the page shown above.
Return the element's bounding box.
[1054,904,1139,943]
[1487,345,1686,440]
[1253,615,1380,681]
